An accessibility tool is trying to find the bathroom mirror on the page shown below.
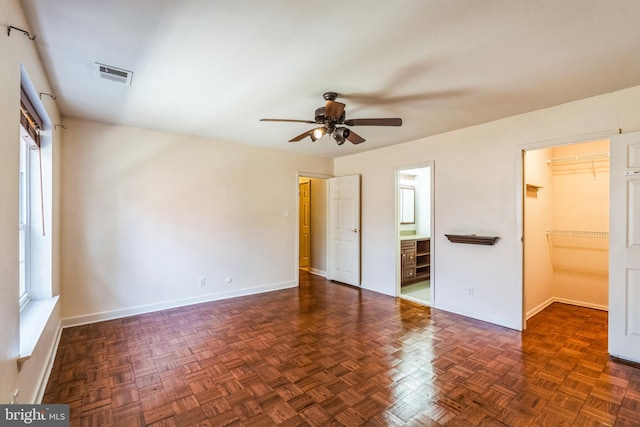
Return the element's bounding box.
[400,187,415,224]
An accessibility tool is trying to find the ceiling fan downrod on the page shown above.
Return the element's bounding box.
[323,92,338,101]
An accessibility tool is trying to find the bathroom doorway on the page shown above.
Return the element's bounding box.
[396,163,433,305]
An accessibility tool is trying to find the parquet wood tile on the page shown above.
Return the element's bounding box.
[44,271,640,426]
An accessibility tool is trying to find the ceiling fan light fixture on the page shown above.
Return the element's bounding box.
[333,127,350,145]
[312,127,326,140]
[335,127,350,143]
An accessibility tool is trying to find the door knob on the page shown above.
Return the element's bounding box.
[352,228,359,233]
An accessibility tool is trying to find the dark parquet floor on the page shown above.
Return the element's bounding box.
[43,271,640,426]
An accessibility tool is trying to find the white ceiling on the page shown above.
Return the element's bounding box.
[19,0,640,158]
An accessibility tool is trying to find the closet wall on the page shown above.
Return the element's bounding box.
[524,148,555,316]
[309,177,328,276]
[525,139,610,318]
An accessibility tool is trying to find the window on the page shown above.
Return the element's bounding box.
[18,68,59,363]
[19,84,42,311]
[19,131,31,310]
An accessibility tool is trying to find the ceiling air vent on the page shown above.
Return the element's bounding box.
[95,62,133,85]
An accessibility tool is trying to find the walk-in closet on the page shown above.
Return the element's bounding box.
[524,139,610,319]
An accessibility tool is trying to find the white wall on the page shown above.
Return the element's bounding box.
[60,118,333,324]
[335,85,640,330]
[0,0,63,403]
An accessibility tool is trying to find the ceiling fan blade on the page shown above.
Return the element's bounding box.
[260,118,317,124]
[346,129,365,144]
[325,100,345,120]
[344,118,403,126]
[289,129,316,142]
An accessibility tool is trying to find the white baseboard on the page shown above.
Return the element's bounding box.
[434,301,523,331]
[309,268,327,278]
[553,297,608,312]
[526,297,555,320]
[527,297,608,320]
[62,280,297,328]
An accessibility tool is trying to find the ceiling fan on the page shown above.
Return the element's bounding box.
[260,92,402,145]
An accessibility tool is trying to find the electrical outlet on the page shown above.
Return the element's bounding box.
[467,287,474,297]
[199,277,206,287]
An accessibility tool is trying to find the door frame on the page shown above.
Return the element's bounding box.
[395,161,435,304]
[517,129,618,330]
[295,172,332,283]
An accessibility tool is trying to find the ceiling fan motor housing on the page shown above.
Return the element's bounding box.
[315,107,345,125]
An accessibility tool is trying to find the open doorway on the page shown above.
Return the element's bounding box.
[523,139,610,323]
[299,178,311,272]
[297,174,329,278]
[397,164,433,305]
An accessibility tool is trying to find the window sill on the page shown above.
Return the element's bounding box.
[18,296,59,371]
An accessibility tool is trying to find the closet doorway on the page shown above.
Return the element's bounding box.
[396,164,434,305]
[523,139,610,323]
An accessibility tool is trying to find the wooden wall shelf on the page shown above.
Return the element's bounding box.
[445,234,500,245]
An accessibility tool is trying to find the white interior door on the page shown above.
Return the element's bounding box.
[609,132,640,363]
[329,175,361,286]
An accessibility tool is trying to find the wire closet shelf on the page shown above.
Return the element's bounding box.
[545,230,609,274]
[546,152,610,177]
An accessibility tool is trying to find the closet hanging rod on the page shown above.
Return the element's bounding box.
[546,152,609,165]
